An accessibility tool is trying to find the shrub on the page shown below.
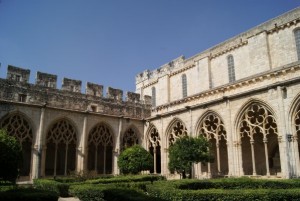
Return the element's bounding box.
[118,145,153,174]
[69,184,105,201]
[33,179,70,197]
[0,129,22,183]
[0,188,58,201]
[86,175,165,184]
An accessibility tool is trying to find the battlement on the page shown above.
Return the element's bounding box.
[0,65,151,119]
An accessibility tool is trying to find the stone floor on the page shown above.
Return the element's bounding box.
[58,197,80,201]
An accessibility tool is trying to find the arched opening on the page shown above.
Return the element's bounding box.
[0,113,33,178]
[197,113,228,177]
[87,124,113,174]
[45,119,77,176]
[239,103,280,176]
[122,127,138,150]
[148,126,161,174]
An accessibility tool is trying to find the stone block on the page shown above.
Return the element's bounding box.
[7,65,30,83]
[35,71,57,88]
[86,82,103,97]
[126,91,140,103]
[62,77,82,93]
[107,87,123,101]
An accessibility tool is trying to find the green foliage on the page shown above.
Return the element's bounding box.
[168,136,210,176]
[0,129,22,183]
[69,184,105,201]
[0,188,58,201]
[146,178,300,201]
[33,179,70,197]
[86,174,165,184]
[118,145,153,174]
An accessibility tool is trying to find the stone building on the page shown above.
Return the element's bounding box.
[137,7,300,179]
[1,7,300,181]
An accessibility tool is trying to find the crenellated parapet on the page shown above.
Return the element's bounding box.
[135,55,185,84]
[0,65,152,119]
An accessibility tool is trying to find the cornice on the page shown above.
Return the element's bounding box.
[152,62,300,112]
[267,17,300,34]
[169,64,196,77]
[210,41,248,59]
[142,79,158,89]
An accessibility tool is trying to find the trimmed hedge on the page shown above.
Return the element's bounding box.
[69,184,105,201]
[174,178,300,190]
[33,179,70,197]
[86,174,165,184]
[146,179,300,201]
[0,188,58,201]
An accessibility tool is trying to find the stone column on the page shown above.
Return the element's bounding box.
[263,137,270,176]
[32,107,45,179]
[250,138,257,176]
[113,117,122,175]
[77,115,87,173]
[153,146,157,174]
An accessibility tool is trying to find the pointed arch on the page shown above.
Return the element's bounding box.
[45,118,77,176]
[165,117,188,146]
[122,125,140,149]
[146,124,161,174]
[87,122,114,174]
[235,99,280,176]
[195,110,228,176]
[0,112,34,177]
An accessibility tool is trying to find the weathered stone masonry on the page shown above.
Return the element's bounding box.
[3,7,300,181]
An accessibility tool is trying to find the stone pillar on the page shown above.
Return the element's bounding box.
[32,107,45,179]
[113,117,122,175]
[77,115,87,173]
[263,137,270,176]
[277,86,289,178]
[250,138,257,176]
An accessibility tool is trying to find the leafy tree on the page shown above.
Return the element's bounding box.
[118,145,153,174]
[168,135,211,178]
[0,129,22,183]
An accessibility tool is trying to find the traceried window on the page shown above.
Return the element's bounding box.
[182,74,187,98]
[45,119,77,176]
[294,29,300,60]
[0,113,33,176]
[122,128,138,149]
[168,120,188,146]
[88,124,113,174]
[227,55,236,83]
[151,87,156,107]
[148,127,161,174]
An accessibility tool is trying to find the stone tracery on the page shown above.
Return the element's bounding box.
[198,113,228,176]
[239,103,279,176]
[0,113,33,177]
[148,127,161,173]
[168,120,188,145]
[88,124,113,174]
[45,119,77,176]
[122,128,138,148]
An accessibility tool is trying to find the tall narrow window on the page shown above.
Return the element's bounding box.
[151,87,156,107]
[294,29,300,60]
[182,74,187,98]
[227,55,236,83]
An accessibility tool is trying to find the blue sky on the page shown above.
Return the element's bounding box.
[0,0,300,94]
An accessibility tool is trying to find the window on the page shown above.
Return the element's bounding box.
[227,55,236,83]
[19,94,27,102]
[151,87,156,107]
[294,29,300,60]
[90,105,97,112]
[182,74,187,98]
[15,75,21,82]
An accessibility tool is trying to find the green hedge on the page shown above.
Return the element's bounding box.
[33,179,70,197]
[86,175,165,184]
[146,180,300,201]
[69,184,105,201]
[174,178,300,190]
[0,188,58,201]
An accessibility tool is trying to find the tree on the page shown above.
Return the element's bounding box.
[0,129,22,183]
[118,145,153,174]
[168,136,211,178]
